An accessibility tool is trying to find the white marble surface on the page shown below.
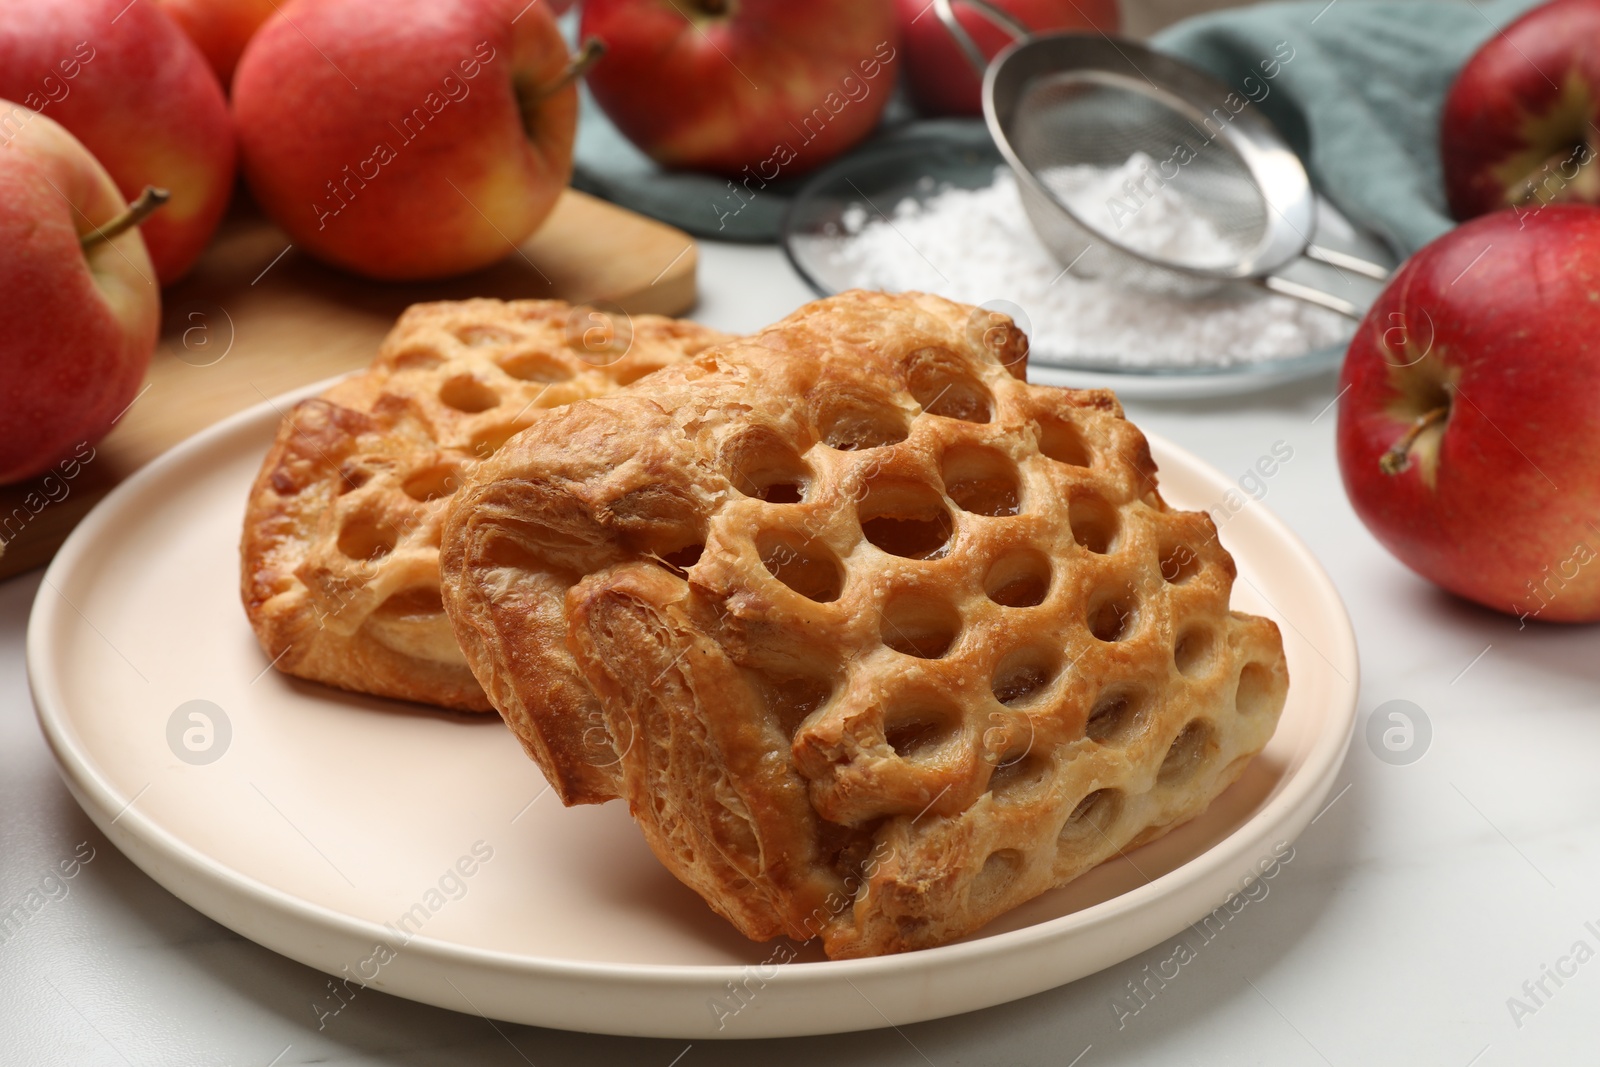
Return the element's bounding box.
[5,240,1600,1066]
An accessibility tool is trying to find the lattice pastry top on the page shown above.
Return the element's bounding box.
[440,290,1288,956]
[240,298,729,711]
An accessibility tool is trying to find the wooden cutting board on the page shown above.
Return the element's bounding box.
[0,188,699,580]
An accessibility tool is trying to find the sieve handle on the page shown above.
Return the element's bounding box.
[1259,275,1364,320]
[931,0,1034,76]
[1304,244,1391,281]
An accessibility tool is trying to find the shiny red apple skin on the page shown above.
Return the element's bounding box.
[580,0,899,179]
[0,0,236,285]
[234,0,577,281]
[156,0,278,89]
[0,103,158,485]
[896,0,1119,117]
[1337,206,1600,623]
[1441,0,1600,221]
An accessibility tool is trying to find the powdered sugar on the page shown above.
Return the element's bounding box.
[824,160,1351,369]
[1039,152,1242,270]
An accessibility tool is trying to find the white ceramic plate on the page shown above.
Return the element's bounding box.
[28,383,1359,1040]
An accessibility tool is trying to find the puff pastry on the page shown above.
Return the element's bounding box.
[440,290,1289,955]
[240,298,728,711]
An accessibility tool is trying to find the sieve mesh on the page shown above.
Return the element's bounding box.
[1006,74,1271,275]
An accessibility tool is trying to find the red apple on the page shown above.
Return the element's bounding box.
[580,0,898,179]
[0,0,236,284]
[1337,205,1600,623]
[896,0,1119,117]
[0,102,161,484]
[1441,0,1600,221]
[234,0,582,281]
[156,0,278,89]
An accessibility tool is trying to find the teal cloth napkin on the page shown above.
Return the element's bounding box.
[1158,0,1539,256]
[570,87,919,243]
[571,0,1541,253]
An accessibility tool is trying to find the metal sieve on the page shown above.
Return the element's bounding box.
[933,0,1388,316]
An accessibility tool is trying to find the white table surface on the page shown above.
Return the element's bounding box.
[5,239,1598,1066]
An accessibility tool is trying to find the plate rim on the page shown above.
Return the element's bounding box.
[26,381,1360,1034]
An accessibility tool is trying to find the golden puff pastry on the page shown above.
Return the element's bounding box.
[240,298,729,711]
[440,290,1288,955]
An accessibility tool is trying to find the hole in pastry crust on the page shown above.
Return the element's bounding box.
[1159,720,1218,785]
[455,325,516,347]
[1236,662,1278,715]
[905,348,993,423]
[1069,494,1119,554]
[337,514,399,560]
[884,701,962,764]
[858,480,954,560]
[758,533,844,603]
[402,462,463,502]
[724,428,811,504]
[657,543,704,577]
[942,446,1021,517]
[374,586,444,617]
[760,482,803,504]
[815,391,908,451]
[498,351,575,382]
[390,344,443,370]
[971,848,1024,908]
[1087,589,1137,642]
[879,596,961,659]
[1173,626,1216,677]
[1039,416,1092,467]
[757,673,833,737]
[987,749,1051,801]
[438,375,501,413]
[1086,689,1145,744]
[1059,788,1122,845]
[991,647,1059,706]
[337,462,371,494]
[1159,541,1203,583]
[985,549,1051,607]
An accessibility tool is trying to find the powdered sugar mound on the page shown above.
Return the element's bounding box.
[1041,152,1239,269]
[824,163,1351,368]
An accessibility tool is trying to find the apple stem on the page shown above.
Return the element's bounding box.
[1379,405,1449,476]
[535,38,606,101]
[80,185,169,252]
